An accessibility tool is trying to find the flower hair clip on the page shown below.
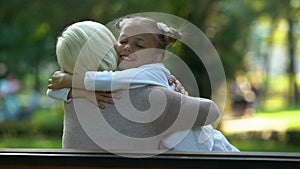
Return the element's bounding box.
[157,22,171,33]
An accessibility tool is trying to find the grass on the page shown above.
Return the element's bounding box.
[223,107,300,152]
[255,109,300,130]
[229,139,300,152]
[0,135,62,148]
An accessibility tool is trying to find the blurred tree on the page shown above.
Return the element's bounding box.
[287,0,300,104]
[0,1,54,91]
[248,0,300,105]
[1,0,297,102]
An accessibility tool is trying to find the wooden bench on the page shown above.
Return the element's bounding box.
[0,149,299,169]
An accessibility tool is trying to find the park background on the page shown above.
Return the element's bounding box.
[0,0,300,152]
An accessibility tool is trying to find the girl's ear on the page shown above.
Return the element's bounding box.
[154,53,163,62]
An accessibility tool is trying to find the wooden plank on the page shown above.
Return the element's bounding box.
[0,149,299,169]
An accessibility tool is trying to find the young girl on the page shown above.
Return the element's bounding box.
[113,16,238,152]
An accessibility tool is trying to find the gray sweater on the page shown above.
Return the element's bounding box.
[63,86,219,151]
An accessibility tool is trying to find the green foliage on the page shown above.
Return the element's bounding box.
[0,0,297,85]
[0,107,63,148]
[0,0,262,94]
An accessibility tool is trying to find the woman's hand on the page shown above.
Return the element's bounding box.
[48,70,72,90]
[95,90,122,109]
[70,89,115,109]
[168,75,188,95]
[95,91,114,109]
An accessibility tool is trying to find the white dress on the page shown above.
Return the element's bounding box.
[160,125,239,152]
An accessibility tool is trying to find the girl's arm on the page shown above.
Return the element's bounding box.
[84,67,170,91]
[47,69,164,102]
[46,88,71,102]
[48,65,170,92]
[47,64,183,105]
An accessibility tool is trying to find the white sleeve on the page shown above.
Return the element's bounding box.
[84,67,170,91]
[46,88,71,102]
[84,71,115,91]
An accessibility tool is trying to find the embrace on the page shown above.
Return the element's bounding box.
[47,15,238,153]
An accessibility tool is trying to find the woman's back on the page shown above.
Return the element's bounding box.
[63,86,219,151]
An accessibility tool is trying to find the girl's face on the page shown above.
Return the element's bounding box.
[116,22,163,70]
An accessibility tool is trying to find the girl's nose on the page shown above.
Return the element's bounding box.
[124,44,132,52]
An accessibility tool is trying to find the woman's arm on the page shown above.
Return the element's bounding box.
[47,87,114,108]
[151,86,220,132]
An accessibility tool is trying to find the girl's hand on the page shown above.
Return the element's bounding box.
[48,70,72,90]
[168,75,188,96]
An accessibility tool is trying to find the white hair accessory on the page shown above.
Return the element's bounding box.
[157,22,171,33]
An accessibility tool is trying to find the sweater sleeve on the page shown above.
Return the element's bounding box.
[154,87,220,133]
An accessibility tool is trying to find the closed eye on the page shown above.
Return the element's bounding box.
[136,44,145,48]
[119,41,127,44]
